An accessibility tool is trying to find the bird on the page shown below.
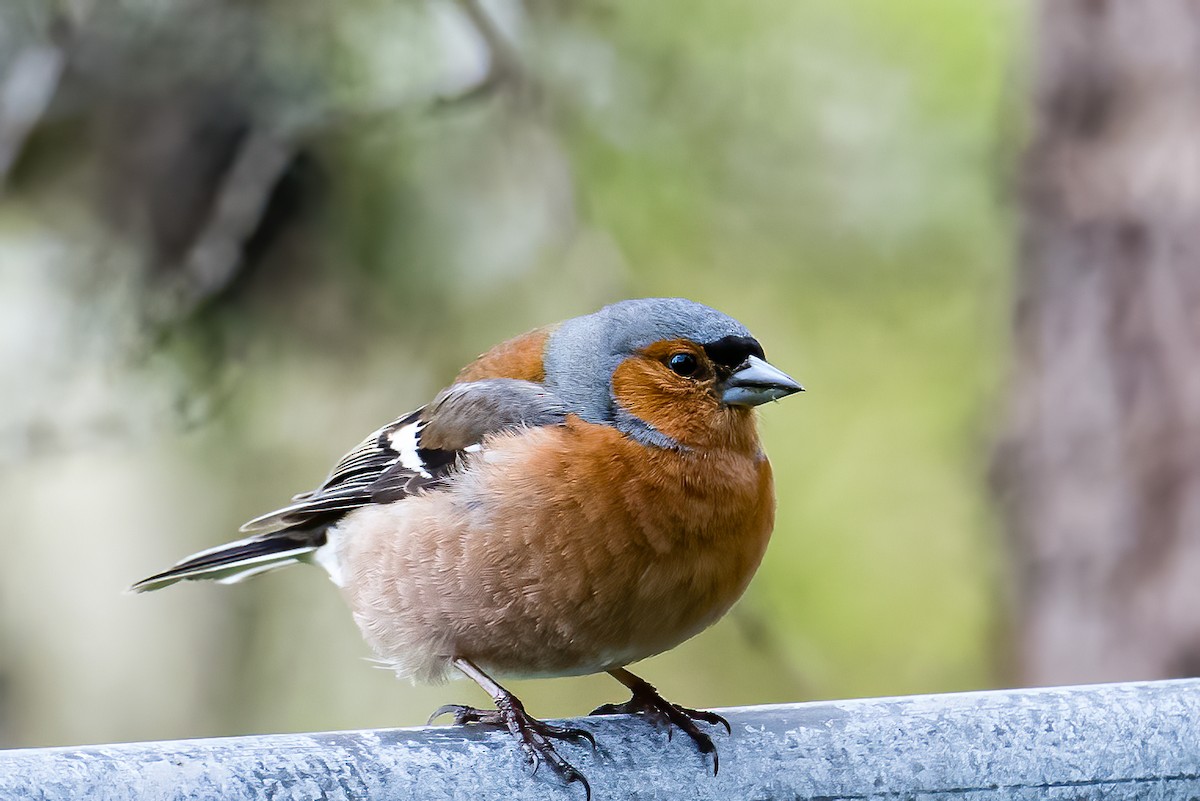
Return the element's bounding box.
[132,297,802,798]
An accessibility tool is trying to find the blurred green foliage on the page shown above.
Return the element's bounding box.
[0,0,1024,747]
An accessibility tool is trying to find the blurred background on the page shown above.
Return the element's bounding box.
[4,0,1196,750]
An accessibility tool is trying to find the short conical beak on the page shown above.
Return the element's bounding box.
[720,355,804,407]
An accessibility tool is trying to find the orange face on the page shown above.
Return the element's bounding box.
[610,339,760,452]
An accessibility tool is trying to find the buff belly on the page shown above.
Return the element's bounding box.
[335,425,775,684]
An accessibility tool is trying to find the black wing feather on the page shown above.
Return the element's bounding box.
[240,380,566,534]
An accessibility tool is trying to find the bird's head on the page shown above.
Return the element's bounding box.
[544,298,802,450]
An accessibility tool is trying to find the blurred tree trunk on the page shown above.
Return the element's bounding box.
[995,1,1200,685]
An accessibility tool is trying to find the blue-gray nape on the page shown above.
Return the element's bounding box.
[542,298,755,446]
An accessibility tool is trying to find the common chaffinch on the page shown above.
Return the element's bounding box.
[133,297,802,798]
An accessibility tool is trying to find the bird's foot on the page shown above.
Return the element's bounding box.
[591,678,730,775]
[430,699,596,799]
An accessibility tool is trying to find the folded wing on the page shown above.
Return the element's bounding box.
[130,379,567,592]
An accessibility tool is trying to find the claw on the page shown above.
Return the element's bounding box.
[526,747,542,775]
[693,708,732,735]
[565,725,598,752]
[593,670,730,777]
[430,694,595,798]
[427,704,480,726]
[571,771,593,801]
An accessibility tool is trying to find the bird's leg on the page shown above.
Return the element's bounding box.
[429,657,596,799]
[591,667,731,775]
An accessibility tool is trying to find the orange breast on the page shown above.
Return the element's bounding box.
[442,418,776,676]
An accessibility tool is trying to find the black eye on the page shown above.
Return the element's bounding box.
[668,353,700,377]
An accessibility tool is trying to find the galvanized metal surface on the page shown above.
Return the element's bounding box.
[3,679,1199,800]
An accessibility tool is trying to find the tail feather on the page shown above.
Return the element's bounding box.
[129,532,322,593]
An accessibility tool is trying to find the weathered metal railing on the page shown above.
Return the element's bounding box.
[3,679,1199,800]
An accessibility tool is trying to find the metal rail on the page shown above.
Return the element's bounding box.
[3,679,1199,800]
